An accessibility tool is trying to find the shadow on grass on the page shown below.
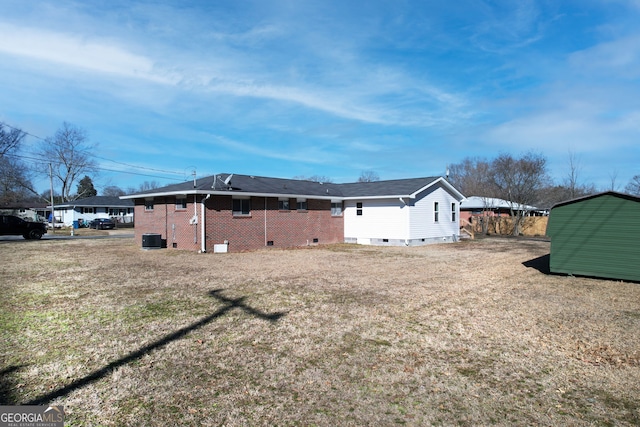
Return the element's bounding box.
[0,365,25,405]
[522,253,550,274]
[22,289,285,406]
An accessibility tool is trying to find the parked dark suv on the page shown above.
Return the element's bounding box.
[89,218,116,230]
[0,215,47,240]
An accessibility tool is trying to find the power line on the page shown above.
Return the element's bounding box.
[90,154,184,176]
[1,121,46,142]
[4,152,185,182]
[2,121,188,179]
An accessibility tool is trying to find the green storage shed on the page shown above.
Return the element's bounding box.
[546,192,640,282]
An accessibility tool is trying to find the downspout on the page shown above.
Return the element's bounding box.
[264,197,267,246]
[164,198,168,246]
[201,194,210,253]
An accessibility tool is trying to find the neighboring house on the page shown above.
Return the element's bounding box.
[49,196,134,227]
[546,191,640,282]
[121,173,465,252]
[460,196,544,224]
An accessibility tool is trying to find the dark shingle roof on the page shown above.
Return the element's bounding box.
[337,176,443,197]
[55,196,134,207]
[123,173,457,200]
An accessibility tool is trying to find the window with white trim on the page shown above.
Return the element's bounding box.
[233,198,251,216]
[434,202,439,222]
[176,197,187,210]
[331,202,342,216]
[145,199,154,211]
[451,202,456,221]
[356,202,363,216]
[297,198,307,211]
[279,198,290,210]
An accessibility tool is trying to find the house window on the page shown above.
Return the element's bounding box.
[297,199,307,211]
[279,199,290,210]
[176,197,187,210]
[356,202,363,216]
[434,202,439,222]
[451,203,456,221]
[233,198,251,216]
[145,199,154,211]
[83,207,94,214]
[331,202,342,216]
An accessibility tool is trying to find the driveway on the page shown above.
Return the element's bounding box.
[0,233,134,241]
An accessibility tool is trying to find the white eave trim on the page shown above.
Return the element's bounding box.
[409,177,465,201]
[121,190,339,201]
[119,177,466,202]
[341,194,415,201]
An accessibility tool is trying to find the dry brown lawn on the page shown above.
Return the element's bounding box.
[1,237,639,426]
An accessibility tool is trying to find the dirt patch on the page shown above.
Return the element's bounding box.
[1,238,638,426]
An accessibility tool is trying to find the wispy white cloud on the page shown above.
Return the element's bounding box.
[569,34,640,79]
[207,134,340,165]
[468,0,545,52]
[0,20,469,129]
[0,23,179,84]
[2,0,639,190]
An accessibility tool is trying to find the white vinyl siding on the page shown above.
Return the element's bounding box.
[408,186,459,239]
[344,199,409,241]
[343,183,460,245]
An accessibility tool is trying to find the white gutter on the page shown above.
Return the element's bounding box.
[121,190,339,201]
[201,194,210,252]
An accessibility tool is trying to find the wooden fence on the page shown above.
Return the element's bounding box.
[462,216,548,237]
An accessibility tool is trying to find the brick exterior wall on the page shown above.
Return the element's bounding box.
[134,195,344,252]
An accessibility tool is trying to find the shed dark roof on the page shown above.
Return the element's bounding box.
[550,191,640,210]
[53,196,134,208]
[122,173,459,200]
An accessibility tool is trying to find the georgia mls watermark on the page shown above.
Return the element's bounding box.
[0,406,64,427]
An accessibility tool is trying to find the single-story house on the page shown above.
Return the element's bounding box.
[460,196,545,224]
[48,196,134,227]
[121,173,465,252]
[546,191,640,282]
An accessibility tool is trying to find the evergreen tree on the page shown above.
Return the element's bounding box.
[76,175,97,199]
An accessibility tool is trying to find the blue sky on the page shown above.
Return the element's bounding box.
[1,0,639,194]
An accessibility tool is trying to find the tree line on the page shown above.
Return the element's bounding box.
[2,121,639,208]
[0,122,161,205]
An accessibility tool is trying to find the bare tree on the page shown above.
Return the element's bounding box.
[607,170,620,191]
[565,150,581,199]
[292,175,334,183]
[41,123,98,202]
[490,152,549,236]
[357,170,380,182]
[448,157,495,197]
[0,156,34,204]
[0,122,26,157]
[625,175,640,196]
[126,180,161,194]
[103,185,126,197]
[0,123,37,203]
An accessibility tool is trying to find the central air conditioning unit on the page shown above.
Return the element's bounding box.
[142,233,162,250]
